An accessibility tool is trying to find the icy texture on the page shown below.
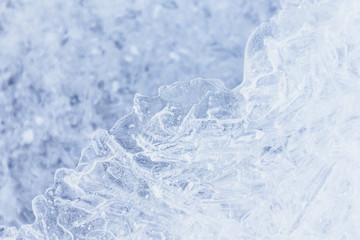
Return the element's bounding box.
[0,0,280,226]
[2,0,360,238]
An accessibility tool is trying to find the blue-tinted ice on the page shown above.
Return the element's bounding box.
[1,0,360,239]
[0,0,280,227]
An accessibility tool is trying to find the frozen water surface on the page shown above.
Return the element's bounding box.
[1,0,360,239]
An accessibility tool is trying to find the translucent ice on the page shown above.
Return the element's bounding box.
[0,0,280,226]
[2,0,360,239]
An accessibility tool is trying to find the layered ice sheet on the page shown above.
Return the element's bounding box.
[0,0,280,226]
[2,0,360,239]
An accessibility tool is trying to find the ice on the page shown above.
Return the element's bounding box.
[0,0,280,226]
[2,0,360,238]
[22,129,34,144]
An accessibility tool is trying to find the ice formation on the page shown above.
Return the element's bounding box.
[0,0,279,226]
[2,0,360,239]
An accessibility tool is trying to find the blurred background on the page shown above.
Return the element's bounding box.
[0,0,280,227]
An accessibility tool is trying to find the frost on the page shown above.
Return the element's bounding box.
[2,0,360,239]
